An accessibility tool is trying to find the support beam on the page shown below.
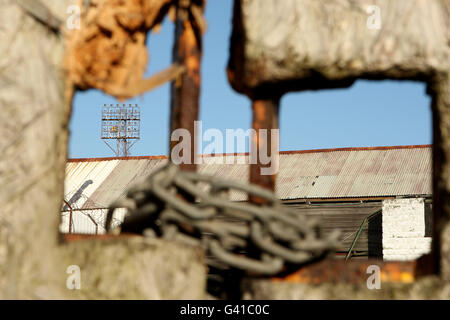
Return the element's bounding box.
[249,98,280,204]
[169,2,203,172]
[431,73,450,280]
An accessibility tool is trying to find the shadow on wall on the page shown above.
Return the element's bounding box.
[368,212,382,257]
[63,179,93,211]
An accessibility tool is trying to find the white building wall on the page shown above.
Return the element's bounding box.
[382,198,431,261]
[60,208,127,235]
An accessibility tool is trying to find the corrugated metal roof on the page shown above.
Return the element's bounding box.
[64,145,432,209]
[64,160,120,209]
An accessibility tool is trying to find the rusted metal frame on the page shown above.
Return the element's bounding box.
[272,259,419,285]
[62,202,98,235]
[282,197,395,204]
[86,213,98,235]
[63,233,139,242]
[279,144,432,154]
[249,98,280,204]
[67,155,168,162]
[273,253,435,285]
[169,1,203,173]
[245,96,432,284]
[63,200,73,234]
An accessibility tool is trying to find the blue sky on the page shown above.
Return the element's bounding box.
[69,0,432,159]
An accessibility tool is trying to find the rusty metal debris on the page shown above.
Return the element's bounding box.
[105,163,340,275]
[65,0,205,100]
[272,259,417,285]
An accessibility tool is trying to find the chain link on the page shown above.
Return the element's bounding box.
[105,163,340,275]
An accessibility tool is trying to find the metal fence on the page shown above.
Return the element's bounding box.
[60,208,126,235]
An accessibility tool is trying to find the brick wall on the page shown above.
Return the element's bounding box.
[382,198,431,261]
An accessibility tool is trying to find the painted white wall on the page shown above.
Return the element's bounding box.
[382,198,431,261]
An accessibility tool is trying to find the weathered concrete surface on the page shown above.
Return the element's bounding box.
[0,0,72,299]
[229,0,450,282]
[242,276,450,300]
[228,0,450,96]
[0,0,206,299]
[431,73,450,281]
[60,238,206,299]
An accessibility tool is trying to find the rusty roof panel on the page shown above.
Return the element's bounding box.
[65,145,432,209]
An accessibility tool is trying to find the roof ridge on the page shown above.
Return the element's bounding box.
[67,144,431,162]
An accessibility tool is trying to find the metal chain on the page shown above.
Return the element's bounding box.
[105,163,340,275]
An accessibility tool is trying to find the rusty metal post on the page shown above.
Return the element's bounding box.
[249,98,280,204]
[85,213,99,235]
[69,210,73,234]
[169,1,203,172]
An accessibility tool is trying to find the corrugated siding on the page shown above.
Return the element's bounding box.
[64,160,119,209]
[84,159,167,209]
[199,155,250,201]
[284,202,382,253]
[64,146,432,209]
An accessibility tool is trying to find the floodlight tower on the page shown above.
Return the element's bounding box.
[101,103,140,157]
